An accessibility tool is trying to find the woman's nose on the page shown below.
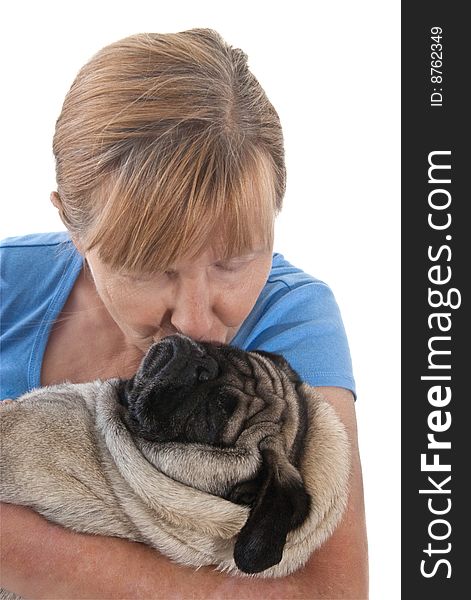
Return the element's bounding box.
[170,278,215,340]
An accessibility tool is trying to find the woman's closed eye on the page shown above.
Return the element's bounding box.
[213,257,255,273]
[214,262,241,273]
[120,272,159,283]
[116,253,261,286]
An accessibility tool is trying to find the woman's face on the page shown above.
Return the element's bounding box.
[85,243,273,353]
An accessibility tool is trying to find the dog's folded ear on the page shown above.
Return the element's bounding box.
[233,447,310,574]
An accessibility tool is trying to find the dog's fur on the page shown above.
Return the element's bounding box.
[0,334,350,598]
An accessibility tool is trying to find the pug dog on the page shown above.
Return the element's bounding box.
[0,334,350,598]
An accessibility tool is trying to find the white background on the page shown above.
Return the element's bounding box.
[1,1,400,598]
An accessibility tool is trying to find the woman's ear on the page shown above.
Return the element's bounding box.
[50,191,69,231]
[233,447,310,574]
[50,191,68,226]
[51,191,85,254]
[50,191,61,209]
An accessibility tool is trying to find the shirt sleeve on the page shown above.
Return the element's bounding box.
[232,271,356,397]
[0,233,81,400]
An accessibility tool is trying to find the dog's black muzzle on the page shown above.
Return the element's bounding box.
[118,335,235,444]
[142,334,220,388]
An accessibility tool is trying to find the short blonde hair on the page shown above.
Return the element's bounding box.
[53,29,286,273]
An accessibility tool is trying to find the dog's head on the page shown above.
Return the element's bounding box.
[117,334,311,574]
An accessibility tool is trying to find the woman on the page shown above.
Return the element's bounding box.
[0,29,368,598]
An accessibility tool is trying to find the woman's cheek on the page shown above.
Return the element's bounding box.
[103,283,161,331]
[215,286,256,326]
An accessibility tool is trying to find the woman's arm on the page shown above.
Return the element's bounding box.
[0,387,368,600]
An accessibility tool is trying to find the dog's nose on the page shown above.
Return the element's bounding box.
[161,334,219,384]
[167,333,202,354]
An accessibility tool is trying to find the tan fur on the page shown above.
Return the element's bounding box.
[0,380,349,599]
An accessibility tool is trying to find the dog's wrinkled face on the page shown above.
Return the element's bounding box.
[118,334,301,447]
[117,334,310,574]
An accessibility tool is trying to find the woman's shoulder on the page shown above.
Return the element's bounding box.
[1,232,82,400]
[269,252,321,284]
[1,231,77,278]
[0,230,72,250]
[1,229,82,302]
[265,252,339,314]
[233,253,356,394]
[1,230,81,309]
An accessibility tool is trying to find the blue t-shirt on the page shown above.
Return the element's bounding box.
[0,232,355,400]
